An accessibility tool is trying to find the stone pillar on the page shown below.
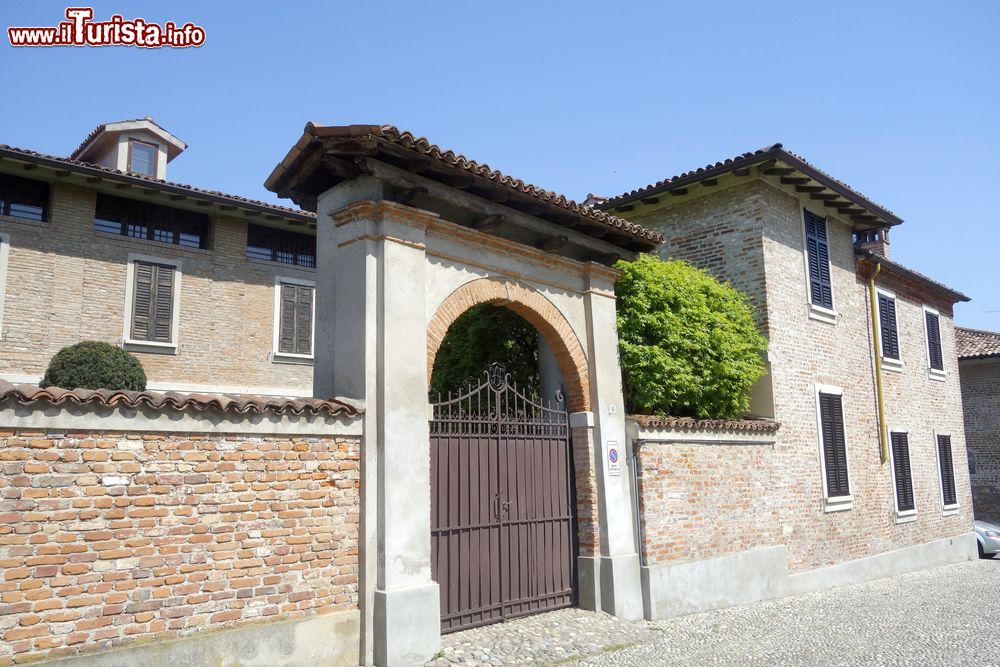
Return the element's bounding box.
[317,188,440,667]
[582,267,644,620]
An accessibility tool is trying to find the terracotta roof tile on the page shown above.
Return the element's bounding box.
[629,414,780,433]
[0,144,313,222]
[70,117,185,160]
[956,327,1000,360]
[857,250,970,304]
[0,380,357,418]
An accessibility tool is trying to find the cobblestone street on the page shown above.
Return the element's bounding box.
[428,558,1000,666]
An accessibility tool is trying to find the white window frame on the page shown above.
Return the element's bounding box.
[934,431,960,516]
[875,287,904,372]
[272,276,316,364]
[887,428,917,523]
[801,209,837,324]
[122,253,182,355]
[814,384,852,512]
[0,233,9,345]
[922,305,947,381]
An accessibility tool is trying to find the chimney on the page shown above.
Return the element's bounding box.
[854,228,890,259]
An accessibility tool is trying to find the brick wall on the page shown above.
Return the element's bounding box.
[0,427,359,665]
[959,358,1000,521]
[0,181,315,396]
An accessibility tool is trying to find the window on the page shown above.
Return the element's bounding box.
[96,194,209,249]
[0,173,49,222]
[876,289,901,366]
[889,431,916,520]
[127,140,157,177]
[816,387,851,510]
[123,255,182,353]
[273,278,314,360]
[247,224,316,268]
[923,306,945,376]
[804,209,834,317]
[936,434,959,512]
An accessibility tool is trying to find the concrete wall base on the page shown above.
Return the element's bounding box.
[373,582,440,667]
[36,610,360,667]
[599,553,644,619]
[641,533,977,620]
[577,556,601,611]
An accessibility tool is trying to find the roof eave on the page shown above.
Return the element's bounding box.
[857,251,970,304]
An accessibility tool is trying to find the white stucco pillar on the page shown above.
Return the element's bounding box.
[316,186,440,667]
[582,267,644,619]
[537,334,566,409]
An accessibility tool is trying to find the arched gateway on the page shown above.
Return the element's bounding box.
[265,124,662,666]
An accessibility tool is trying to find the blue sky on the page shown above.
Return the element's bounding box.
[2,1,997,329]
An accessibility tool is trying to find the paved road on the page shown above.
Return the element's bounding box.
[429,558,1000,666]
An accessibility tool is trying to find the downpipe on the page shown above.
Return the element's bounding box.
[867,262,888,464]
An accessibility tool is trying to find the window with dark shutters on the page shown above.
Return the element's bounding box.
[130,261,175,343]
[278,283,313,356]
[96,194,209,249]
[818,392,850,497]
[937,434,958,507]
[878,293,900,360]
[804,210,834,311]
[0,173,49,222]
[890,432,915,513]
[925,310,944,371]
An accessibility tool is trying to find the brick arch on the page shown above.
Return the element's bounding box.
[427,278,591,413]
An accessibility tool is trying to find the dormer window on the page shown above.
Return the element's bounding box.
[128,140,157,178]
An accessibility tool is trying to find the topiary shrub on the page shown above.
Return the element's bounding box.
[615,255,767,419]
[40,341,147,391]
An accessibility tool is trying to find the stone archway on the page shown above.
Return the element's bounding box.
[427,278,591,413]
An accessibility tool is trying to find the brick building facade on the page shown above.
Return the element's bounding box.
[956,327,1000,521]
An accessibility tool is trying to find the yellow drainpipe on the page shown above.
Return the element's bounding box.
[868,262,888,464]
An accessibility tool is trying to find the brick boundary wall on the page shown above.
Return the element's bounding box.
[0,422,360,665]
[960,358,1000,522]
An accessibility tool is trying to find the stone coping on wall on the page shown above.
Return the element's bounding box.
[0,380,362,435]
[628,414,780,445]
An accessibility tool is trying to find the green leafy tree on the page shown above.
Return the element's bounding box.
[430,304,540,396]
[615,255,767,418]
[40,341,147,391]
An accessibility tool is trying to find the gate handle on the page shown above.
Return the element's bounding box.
[493,493,500,520]
[502,500,512,517]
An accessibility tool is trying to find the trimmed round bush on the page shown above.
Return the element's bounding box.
[615,255,768,419]
[40,341,147,391]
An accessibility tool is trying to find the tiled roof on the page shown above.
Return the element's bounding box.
[602,143,902,227]
[0,144,313,222]
[0,380,357,418]
[70,117,185,160]
[956,327,1000,360]
[267,123,663,248]
[629,414,780,433]
[857,250,970,304]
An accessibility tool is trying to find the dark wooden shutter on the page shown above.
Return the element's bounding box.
[878,294,900,360]
[925,311,944,370]
[804,210,833,310]
[819,392,850,497]
[937,435,957,506]
[278,284,313,355]
[890,432,915,512]
[131,261,174,343]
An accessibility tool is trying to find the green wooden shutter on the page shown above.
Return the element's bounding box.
[937,435,957,506]
[295,285,313,355]
[131,262,153,340]
[819,392,850,497]
[926,311,944,370]
[152,265,174,343]
[890,432,915,512]
[131,262,174,343]
[278,284,297,354]
[878,294,900,360]
[804,211,833,310]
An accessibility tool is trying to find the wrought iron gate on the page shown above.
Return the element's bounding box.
[430,363,576,633]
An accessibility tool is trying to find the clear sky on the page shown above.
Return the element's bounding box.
[2,1,997,329]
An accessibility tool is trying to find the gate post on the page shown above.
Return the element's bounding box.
[582,268,645,620]
[318,188,440,666]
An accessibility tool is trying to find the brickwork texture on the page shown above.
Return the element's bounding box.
[959,358,1000,521]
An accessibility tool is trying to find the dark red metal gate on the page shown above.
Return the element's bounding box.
[430,363,576,633]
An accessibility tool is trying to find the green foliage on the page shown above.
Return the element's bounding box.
[614,255,767,419]
[40,341,147,391]
[430,304,540,396]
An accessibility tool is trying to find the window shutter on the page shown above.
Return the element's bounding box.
[279,284,297,354]
[878,294,900,360]
[925,311,944,370]
[819,392,850,497]
[937,435,957,506]
[152,265,174,343]
[131,262,153,340]
[295,286,313,355]
[804,211,833,310]
[890,432,915,512]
